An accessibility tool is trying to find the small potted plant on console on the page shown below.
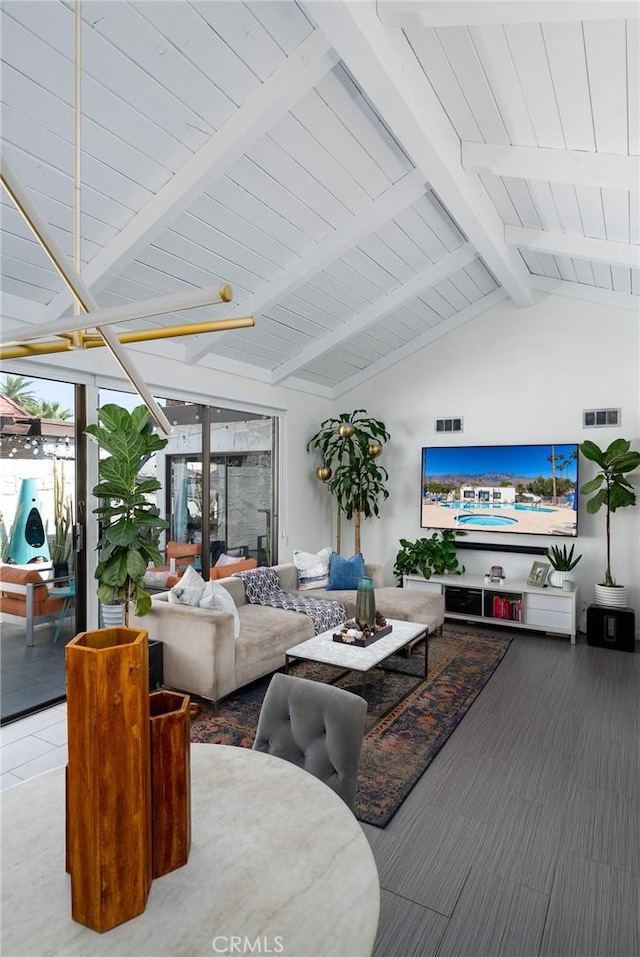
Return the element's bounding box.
[393,528,465,583]
[546,544,581,589]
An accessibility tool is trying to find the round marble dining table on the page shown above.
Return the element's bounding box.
[1,743,380,956]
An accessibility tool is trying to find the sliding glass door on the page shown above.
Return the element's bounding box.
[0,374,82,722]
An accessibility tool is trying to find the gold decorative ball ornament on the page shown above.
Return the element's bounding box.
[218,282,233,302]
[315,466,332,481]
[338,424,355,438]
[368,443,382,458]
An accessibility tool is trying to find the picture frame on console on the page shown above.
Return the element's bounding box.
[527,561,550,587]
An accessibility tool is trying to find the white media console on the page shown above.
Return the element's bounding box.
[405,573,578,643]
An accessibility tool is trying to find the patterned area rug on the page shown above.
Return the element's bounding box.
[190,625,512,827]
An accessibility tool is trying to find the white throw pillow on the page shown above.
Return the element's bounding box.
[168,564,206,606]
[293,545,332,591]
[215,553,242,567]
[199,580,241,639]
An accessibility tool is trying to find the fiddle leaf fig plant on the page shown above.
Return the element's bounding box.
[86,404,169,624]
[579,438,640,587]
[307,410,390,554]
[393,529,466,582]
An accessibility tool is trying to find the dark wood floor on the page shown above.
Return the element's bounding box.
[365,624,640,957]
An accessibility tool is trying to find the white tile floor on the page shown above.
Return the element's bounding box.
[1,703,68,790]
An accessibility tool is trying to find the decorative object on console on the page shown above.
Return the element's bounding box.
[486,565,505,583]
[355,576,376,629]
[579,438,640,607]
[86,405,169,625]
[307,410,390,554]
[546,543,582,588]
[327,552,367,590]
[526,561,550,587]
[393,529,466,582]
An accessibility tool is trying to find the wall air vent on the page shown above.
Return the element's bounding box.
[583,409,621,428]
[435,417,463,433]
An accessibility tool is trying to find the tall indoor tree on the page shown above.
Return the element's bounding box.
[307,410,390,554]
[86,404,169,624]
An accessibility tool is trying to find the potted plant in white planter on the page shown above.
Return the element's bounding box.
[579,438,640,606]
[546,544,582,589]
[86,404,169,626]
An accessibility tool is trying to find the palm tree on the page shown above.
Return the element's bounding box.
[36,400,72,420]
[0,374,39,414]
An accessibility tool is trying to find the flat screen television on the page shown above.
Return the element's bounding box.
[420,443,579,537]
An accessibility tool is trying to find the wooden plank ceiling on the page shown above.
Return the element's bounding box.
[1,0,638,397]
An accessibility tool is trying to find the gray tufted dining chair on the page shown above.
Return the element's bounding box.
[252,672,368,811]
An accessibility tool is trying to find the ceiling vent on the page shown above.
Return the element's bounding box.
[583,409,621,428]
[435,417,464,433]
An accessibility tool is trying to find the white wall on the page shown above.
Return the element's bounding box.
[9,292,640,633]
[340,293,640,629]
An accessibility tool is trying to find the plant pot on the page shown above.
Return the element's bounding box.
[548,570,571,589]
[594,583,628,607]
[101,602,125,627]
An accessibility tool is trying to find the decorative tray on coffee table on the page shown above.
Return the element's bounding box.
[333,623,392,647]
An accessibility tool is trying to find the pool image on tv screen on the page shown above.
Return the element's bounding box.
[421,443,579,537]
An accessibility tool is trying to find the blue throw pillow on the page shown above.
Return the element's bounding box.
[327,552,366,590]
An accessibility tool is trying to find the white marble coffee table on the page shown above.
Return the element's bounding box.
[285,618,429,695]
[1,744,379,956]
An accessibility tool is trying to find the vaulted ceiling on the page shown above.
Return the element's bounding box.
[1,1,638,398]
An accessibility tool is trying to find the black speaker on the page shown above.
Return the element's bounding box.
[586,605,635,653]
[148,639,164,690]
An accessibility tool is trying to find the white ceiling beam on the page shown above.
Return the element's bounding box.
[329,288,508,398]
[506,226,640,269]
[272,242,476,383]
[463,143,640,192]
[185,168,427,364]
[304,0,534,307]
[1,292,45,323]
[129,339,276,386]
[377,2,640,28]
[530,276,639,312]
[43,29,338,323]
[271,375,334,398]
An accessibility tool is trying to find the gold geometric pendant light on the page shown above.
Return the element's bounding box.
[0,1,254,434]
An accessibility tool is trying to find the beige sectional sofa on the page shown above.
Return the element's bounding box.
[131,562,444,704]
